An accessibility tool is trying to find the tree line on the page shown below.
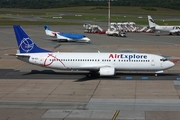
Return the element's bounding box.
[0,0,179,10]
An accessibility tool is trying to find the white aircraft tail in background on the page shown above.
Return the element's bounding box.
[148,15,180,35]
[44,25,57,37]
[148,15,158,28]
[11,25,175,77]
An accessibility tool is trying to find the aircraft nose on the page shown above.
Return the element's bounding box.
[84,37,91,42]
[169,61,175,68]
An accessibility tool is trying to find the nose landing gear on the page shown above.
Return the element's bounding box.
[155,73,158,77]
[155,70,163,77]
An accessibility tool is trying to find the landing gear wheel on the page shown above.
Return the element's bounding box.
[87,71,99,77]
[86,73,92,77]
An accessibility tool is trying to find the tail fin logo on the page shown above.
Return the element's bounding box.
[149,19,155,23]
[19,38,34,53]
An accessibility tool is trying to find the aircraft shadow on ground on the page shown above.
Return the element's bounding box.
[21,70,180,81]
[0,69,179,81]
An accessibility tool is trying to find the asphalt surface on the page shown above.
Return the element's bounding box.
[0,68,180,81]
[1,25,180,120]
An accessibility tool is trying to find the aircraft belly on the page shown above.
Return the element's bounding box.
[116,63,159,71]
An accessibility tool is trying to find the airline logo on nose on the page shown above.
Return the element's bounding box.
[109,54,147,60]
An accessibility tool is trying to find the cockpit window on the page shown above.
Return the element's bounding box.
[160,58,168,61]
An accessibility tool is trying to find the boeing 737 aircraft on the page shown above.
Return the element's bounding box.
[44,25,90,42]
[13,25,174,76]
[148,15,180,35]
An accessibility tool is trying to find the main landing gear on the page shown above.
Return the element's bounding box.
[87,71,99,77]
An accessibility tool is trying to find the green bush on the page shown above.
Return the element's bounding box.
[141,7,157,11]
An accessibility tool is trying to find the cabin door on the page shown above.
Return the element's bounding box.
[151,58,155,66]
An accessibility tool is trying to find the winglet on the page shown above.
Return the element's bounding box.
[13,25,51,53]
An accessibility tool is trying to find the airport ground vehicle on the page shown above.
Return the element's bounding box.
[106,28,126,37]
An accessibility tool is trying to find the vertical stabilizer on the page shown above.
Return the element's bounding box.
[148,15,157,28]
[44,25,56,37]
[13,25,51,53]
[44,25,50,30]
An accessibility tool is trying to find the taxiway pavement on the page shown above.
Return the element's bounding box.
[1,26,180,120]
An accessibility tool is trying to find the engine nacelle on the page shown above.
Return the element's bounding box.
[99,67,115,76]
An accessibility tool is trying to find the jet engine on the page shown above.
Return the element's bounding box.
[99,67,115,76]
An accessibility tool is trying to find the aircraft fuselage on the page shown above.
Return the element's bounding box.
[17,52,174,71]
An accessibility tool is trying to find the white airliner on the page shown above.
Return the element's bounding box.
[44,25,90,42]
[148,15,180,35]
[13,25,174,76]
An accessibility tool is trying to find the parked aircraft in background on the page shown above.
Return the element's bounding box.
[44,25,90,42]
[12,25,174,77]
[148,15,180,35]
